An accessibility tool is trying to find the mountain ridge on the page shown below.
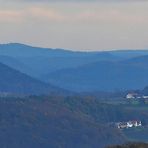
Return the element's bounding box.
[0,61,66,95]
[46,58,148,92]
[1,43,148,92]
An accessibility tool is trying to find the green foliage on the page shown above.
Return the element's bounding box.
[0,96,125,148]
[107,142,148,148]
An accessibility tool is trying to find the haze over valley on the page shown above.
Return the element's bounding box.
[1,43,148,94]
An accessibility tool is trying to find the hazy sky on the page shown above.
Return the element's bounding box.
[0,0,148,51]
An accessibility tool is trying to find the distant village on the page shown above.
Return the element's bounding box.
[116,120,142,129]
[126,93,148,99]
[113,92,147,130]
[125,92,148,104]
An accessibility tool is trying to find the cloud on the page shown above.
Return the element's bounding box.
[0,10,23,22]
[25,5,148,25]
[27,7,66,22]
[0,7,66,23]
[0,3,148,25]
[0,0,148,50]
[1,0,148,3]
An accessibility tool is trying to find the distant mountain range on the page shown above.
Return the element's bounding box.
[0,43,121,79]
[1,43,148,93]
[47,57,148,92]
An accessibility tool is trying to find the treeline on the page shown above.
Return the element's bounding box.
[107,142,148,148]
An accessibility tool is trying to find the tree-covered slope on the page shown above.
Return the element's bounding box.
[0,94,148,148]
[0,96,126,148]
[0,62,64,94]
[107,143,148,148]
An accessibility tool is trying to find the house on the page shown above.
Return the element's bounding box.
[143,95,148,99]
[116,122,127,129]
[127,121,133,128]
[126,93,138,99]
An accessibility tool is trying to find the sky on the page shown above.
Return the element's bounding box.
[0,0,148,51]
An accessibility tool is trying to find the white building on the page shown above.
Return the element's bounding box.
[143,96,148,99]
[126,93,137,99]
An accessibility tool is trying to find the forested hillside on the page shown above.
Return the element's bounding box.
[107,143,148,148]
[0,96,126,148]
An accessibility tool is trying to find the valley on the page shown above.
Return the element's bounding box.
[0,43,147,147]
[1,0,148,147]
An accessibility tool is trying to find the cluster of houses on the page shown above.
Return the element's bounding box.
[116,120,142,129]
[126,93,148,99]
[126,93,148,104]
[113,93,144,129]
